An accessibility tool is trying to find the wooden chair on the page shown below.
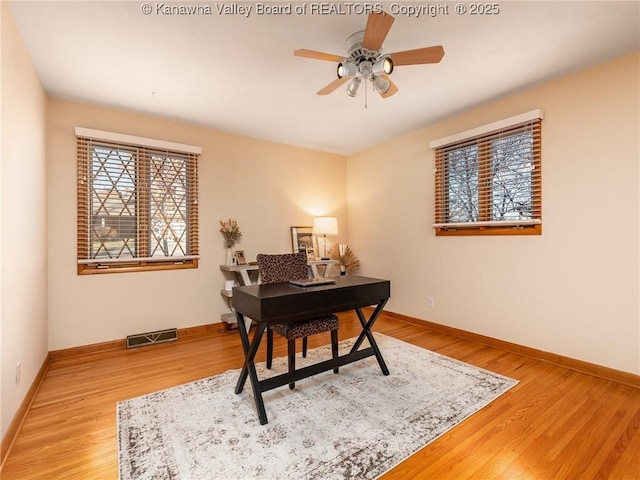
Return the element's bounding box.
[256,252,339,389]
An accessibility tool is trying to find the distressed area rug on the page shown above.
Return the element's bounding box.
[118,333,517,480]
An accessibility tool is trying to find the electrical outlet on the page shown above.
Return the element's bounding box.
[427,297,435,308]
[16,362,21,385]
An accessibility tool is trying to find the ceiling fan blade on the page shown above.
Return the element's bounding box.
[390,45,445,66]
[362,11,395,52]
[379,75,399,98]
[294,49,345,62]
[317,77,349,95]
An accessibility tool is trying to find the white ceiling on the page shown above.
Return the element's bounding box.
[8,1,640,155]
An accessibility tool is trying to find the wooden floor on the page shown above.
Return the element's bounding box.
[2,313,639,479]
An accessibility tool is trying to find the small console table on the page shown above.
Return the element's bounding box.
[220,259,339,328]
[220,259,338,286]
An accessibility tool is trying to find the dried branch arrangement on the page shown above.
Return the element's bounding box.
[329,244,360,273]
[219,219,242,248]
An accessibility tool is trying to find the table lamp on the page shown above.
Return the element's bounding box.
[313,217,338,260]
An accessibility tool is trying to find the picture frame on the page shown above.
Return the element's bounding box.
[290,226,317,254]
[234,250,247,265]
[305,247,316,262]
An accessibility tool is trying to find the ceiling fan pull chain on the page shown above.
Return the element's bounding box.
[364,77,368,109]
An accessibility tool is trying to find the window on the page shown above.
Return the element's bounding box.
[76,128,200,274]
[432,111,542,236]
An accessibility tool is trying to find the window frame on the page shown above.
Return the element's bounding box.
[431,111,542,236]
[76,128,200,274]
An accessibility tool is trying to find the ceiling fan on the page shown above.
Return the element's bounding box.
[294,10,445,99]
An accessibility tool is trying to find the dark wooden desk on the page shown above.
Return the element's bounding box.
[233,275,391,424]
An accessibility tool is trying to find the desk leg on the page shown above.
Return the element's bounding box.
[350,299,390,376]
[234,313,269,424]
[235,272,254,332]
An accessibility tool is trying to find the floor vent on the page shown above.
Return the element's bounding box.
[126,328,178,348]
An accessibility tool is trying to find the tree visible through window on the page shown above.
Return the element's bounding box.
[434,117,541,236]
[447,145,478,222]
[77,131,199,274]
[491,131,536,221]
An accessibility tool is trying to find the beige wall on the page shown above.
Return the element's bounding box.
[1,3,48,439]
[348,52,640,374]
[47,99,347,351]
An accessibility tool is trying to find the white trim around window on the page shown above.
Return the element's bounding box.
[429,109,544,149]
[74,127,202,155]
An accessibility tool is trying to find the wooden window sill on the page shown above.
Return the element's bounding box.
[77,259,198,275]
[435,224,542,236]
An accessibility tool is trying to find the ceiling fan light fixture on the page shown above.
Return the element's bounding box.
[295,11,445,99]
[372,56,394,75]
[346,77,362,97]
[337,61,358,79]
[372,75,391,95]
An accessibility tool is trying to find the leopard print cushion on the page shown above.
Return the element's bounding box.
[257,252,339,338]
[270,314,339,339]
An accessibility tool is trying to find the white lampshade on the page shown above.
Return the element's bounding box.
[313,217,338,236]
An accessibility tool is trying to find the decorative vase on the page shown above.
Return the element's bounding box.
[225,248,234,266]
